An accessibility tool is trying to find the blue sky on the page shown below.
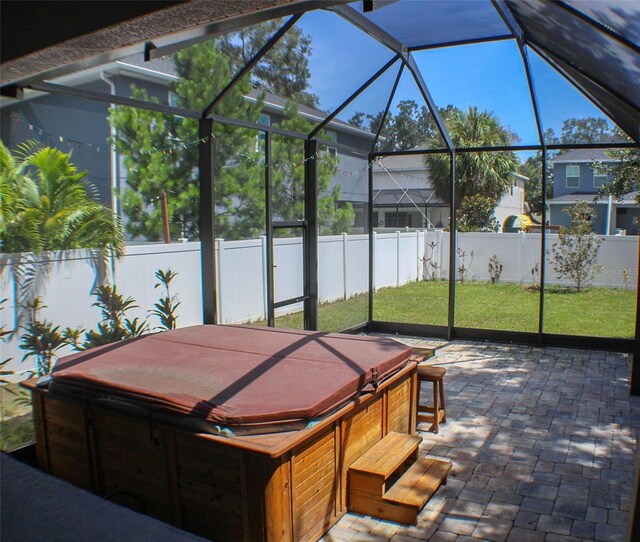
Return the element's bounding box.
[296,10,614,146]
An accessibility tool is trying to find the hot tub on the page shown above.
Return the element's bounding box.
[24,325,421,542]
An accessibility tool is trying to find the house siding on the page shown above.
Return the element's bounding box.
[550,203,609,234]
[552,162,606,197]
[2,80,113,206]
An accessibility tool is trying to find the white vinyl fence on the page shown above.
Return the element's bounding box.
[1,231,636,377]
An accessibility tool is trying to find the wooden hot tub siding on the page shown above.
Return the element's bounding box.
[27,364,418,542]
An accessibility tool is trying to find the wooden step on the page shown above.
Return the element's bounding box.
[349,432,421,480]
[348,431,451,525]
[383,456,452,509]
[350,456,451,525]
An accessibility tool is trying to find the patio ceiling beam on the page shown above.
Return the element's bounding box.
[553,0,640,55]
[202,14,302,119]
[371,141,636,159]
[407,34,513,53]
[308,54,400,139]
[492,0,524,41]
[27,81,201,119]
[455,144,541,153]
[330,4,406,57]
[3,1,350,88]
[144,1,349,61]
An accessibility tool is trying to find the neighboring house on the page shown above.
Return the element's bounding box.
[1,54,526,236]
[372,154,527,231]
[372,154,448,229]
[548,148,638,235]
[0,55,178,212]
[0,54,375,232]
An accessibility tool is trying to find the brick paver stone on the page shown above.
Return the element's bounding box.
[324,339,639,542]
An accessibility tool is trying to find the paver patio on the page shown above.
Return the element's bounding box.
[322,338,640,542]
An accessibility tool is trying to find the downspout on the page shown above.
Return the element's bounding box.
[606,194,612,235]
[100,71,119,218]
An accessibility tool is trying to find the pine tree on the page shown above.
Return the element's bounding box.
[110,33,353,241]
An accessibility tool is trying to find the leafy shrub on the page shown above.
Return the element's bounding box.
[488,255,503,284]
[548,201,603,292]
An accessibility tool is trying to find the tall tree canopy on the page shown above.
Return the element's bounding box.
[0,141,124,255]
[424,107,519,206]
[348,100,453,151]
[110,31,351,241]
[597,129,640,204]
[110,40,261,241]
[558,117,612,145]
[218,20,318,108]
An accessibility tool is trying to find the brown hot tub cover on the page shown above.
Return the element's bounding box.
[49,325,411,429]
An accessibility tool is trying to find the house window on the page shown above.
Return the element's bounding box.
[593,167,608,188]
[566,164,580,188]
[385,212,411,228]
[325,130,338,158]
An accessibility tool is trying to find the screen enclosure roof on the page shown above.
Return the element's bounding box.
[1,0,638,145]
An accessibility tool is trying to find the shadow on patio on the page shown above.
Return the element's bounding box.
[323,339,640,542]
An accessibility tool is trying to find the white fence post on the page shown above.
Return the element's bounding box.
[215,238,224,323]
[416,230,421,281]
[519,231,526,283]
[372,231,377,291]
[260,235,268,320]
[439,229,445,280]
[4,232,636,376]
[396,231,401,287]
[342,232,348,300]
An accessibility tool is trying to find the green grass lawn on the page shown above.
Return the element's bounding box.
[2,282,631,452]
[275,281,635,338]
[0,383,35,452]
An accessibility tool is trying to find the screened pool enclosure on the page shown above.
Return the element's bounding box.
[1,0,639,391]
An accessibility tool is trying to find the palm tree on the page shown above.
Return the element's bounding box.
[0,141,124,328]
[425,107,519,207]
[1,141,124,255]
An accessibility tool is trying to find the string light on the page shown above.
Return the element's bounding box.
[2,111,209,155]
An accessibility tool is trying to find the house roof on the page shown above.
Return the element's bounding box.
[118,54,178,79]
[373,154,426,171]
[244,89,376,140]
[550,148,614,164]
[548,191,639,205]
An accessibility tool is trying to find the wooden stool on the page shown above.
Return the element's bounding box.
[416,365,447,433]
